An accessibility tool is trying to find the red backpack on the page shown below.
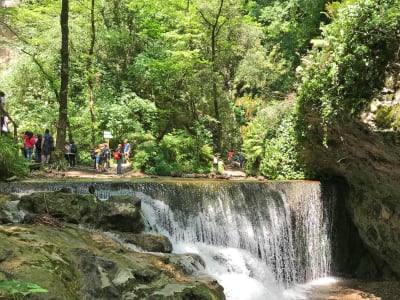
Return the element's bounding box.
[113,151,120,160]
[29,137,36,147]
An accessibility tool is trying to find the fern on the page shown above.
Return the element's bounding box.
[0,280,48,299]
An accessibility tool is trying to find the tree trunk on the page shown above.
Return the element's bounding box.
[88,0,96,148]
[56,0,69,151]
[210,0,224,153]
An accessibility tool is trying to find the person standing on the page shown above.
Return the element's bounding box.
[1,115,10,136]
[115,143,124,175]
[213,155,218,172]
[24,131,35,160]
[94,144,103,172]
[238,153,245,169]
[123,139,131,164]
[41,129,54,164]
[228,150,233,167]
[34,134,42,163]
[64,142,72,166]
[104,144,111,169]
[69,140,77,167]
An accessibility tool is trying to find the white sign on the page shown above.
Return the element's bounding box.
[103,131,113,139]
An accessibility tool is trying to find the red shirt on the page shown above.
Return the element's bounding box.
[24,135,35,147]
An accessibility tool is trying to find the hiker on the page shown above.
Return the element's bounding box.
[114,143,124,175]
[238,153,245,169]
[64,142,72,167]
[94,144,105,172]
[24,131,35,160]
[69,140,77,167]
[34,134,42,163]
[41,129,54,164]
[213,156,218,172]
[123,139,130,164]
[103,144,111,169]
[228,150,233,167]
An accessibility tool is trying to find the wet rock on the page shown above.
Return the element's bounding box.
[124,233,173,253]
[96,195,144,233]
[18,191,98,224]
[0,224,225,300]
[168,253,206,276]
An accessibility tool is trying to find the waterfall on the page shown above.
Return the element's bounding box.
[137,181,333,299]
[0,180,333,299]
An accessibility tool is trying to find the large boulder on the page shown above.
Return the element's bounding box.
[18,191,98,224]
[0,193,21,224]
[17,192,145,234]
[96,195,144,233]
[123,233,173,253]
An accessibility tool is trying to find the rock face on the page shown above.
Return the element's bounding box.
[0,191,225,299]
[300,114,400,279]
[97,195,144,233]
[18,192,145,233]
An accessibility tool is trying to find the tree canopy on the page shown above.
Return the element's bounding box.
[0,0,398,178]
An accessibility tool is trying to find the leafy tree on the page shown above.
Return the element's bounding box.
[296,0,400,136]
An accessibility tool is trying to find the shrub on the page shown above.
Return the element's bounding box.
[0,136,28,179]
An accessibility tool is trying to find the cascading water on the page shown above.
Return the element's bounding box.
[0,180,334,299]
[137,181,333,299]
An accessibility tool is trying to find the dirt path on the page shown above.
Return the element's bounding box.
[27,164,247,180]
[28,164,148,180]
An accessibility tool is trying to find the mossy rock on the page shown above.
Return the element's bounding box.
[0,224,225,300]
[124,233,173,253]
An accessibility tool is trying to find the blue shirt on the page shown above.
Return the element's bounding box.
[124,143,130,153]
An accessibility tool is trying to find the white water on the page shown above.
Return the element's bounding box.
[137,182,332,299]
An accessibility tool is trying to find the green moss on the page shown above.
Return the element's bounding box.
[375,106,395,129]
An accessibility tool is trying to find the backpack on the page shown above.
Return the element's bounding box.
[35,138,41,149]
[113,151,120,160]
[43,135,54,152]
[29,137,36,147]
[70,144,77,154]
[48,136,54,151]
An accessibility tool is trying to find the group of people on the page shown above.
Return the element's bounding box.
[228,150,245,168]
[213,150,246,173]
[21,129,55,164]
[92,139,130,175]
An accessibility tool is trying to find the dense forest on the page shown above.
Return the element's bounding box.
[0,0,399,179]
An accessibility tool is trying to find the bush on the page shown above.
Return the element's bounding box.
[242,100,305,179]
[133,127,213,176]
[0,136,28,179]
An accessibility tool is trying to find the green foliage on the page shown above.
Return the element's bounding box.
[0,280,48,299]
[297,0,400,125]
[242,101,305,179]
[50,159,68,172]
[0,136,28,179]
[3,0,396,179]
[375,105,400,130]
[137,123,213,175]
[259,113,306,179]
